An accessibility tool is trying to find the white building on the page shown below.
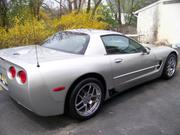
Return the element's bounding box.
[134,0,180,45]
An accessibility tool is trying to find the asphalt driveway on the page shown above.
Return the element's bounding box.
[0,50,180,135]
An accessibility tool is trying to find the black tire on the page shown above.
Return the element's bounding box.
[68,78,104,120]
[162,53,177,79]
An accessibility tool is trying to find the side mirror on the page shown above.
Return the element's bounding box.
[142,47,150,55]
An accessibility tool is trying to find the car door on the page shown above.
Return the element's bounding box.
[101,35,157,91]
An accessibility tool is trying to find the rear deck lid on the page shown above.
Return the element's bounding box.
[0,45,80,66]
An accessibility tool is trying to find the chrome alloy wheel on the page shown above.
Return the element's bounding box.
[167,56,177,77]
[75,83,102,117]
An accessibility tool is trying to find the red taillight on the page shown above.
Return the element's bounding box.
[9,66,16,78]
[18,70,27,84]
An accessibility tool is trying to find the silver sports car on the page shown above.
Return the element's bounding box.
[0,29,178,120]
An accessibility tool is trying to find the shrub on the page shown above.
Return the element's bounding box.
[55,12,109,30]
[0,17,54,49]
[0,12,108,49]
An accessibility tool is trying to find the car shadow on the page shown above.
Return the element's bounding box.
[11,98,80,130]
[9,69,179,131]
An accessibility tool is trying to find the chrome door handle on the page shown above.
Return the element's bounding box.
[114,58,123,63]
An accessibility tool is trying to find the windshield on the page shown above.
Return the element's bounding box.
[42,32,90,54]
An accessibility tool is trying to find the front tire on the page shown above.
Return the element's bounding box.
[162,53,177,79]
[68,78,104,120]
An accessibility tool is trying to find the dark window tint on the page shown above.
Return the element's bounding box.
[101,35,144,54]
[129,39,145,52]
[42,32,90,54]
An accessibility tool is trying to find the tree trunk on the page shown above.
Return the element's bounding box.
[73,0,78,10]
[91,0,102,16]
[77,0,82,13]
[117,0,122,26]
[29,0,43,20]
[0,0,9,28]
[86,0,91,13]
[59,0,62,17]
[67,0,72,12]
[37,0,40,20]
[53,0,65,17]
[128,0,135,25]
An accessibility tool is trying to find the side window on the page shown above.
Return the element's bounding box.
[129,39,145,53]
[101,35,144,54]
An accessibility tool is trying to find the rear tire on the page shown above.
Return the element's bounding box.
[68,78,104,120]
[162,53,177,79]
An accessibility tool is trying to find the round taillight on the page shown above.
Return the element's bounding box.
[9,66,16,78]
[18,70,27,84]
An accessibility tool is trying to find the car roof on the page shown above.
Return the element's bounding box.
[66,29,123,36]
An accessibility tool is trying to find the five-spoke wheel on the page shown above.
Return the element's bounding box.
[162,53,177,79]
[68,78,104,120]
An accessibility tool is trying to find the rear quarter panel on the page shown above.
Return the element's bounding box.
[28,55,112,115]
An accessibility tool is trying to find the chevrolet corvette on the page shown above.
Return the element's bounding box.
[0,29,178,120]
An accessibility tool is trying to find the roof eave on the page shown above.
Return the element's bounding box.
[134,0,162,15]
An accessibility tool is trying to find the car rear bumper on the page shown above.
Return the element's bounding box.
[0,54,67,117]
[2,86,65,116]
[0,83,65,117]
[0,79,65,117]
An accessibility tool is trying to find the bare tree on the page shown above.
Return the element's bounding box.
[53,0,65,17]
[106,0,122,26]
[29,0,44,20]
[86,0,91,13]
[124,0,145,25]
[117,0,122,26]
[73,0,78,10]
[127,0,135,25]
[67,0,72,12]
[0,0,9,27]
[77,0,81,12]
[92,0,102,16]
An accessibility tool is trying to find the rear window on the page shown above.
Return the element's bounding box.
[42,32,90,54]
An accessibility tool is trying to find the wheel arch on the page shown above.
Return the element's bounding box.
[64,72,107,113]
[170,51,178,60]
[167,51,178,64]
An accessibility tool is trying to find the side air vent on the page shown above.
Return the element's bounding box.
[156,60,162,69]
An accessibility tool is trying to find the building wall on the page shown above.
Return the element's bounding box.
[137,4,159,43]
[158,2,180,44]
